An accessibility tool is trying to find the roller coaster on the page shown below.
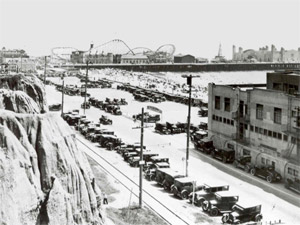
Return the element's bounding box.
[51,39,176,63]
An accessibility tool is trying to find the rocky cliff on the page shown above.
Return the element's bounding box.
[0,74,103,225]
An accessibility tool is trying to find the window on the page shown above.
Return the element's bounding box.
[273,132,277,138]
[273,83,281,90]
[274,108,282,124]
[259,128,263,134]
[231,120,234,126]
[223,118,226,123]
[215,96,220,110]
[228,143,234,150]
[256,104,263,120]
[224,98,231,112]
[283,135,288,141]
[261,157,265,165]
[264,129,268,136]
[219,117,222,122]
[288,168,299,176]
[216,116,219,121]
[245,104,248,115]
[277,133,282,140]
[244,124,248,130]
[212,115,215,120]
[226,119,230,125]
[268,130,272,137]
[250,125,254,132]
[255,127,258,133]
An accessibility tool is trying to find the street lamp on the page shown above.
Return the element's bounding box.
[181,74,200,177]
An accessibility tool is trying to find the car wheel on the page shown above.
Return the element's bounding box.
[210,207,218,216]
[222,213,230,223]
[255,214,262,222]
[202,200,209,212]
[181,190,188,199]
[250,168,256,176]
[266,176,273,183]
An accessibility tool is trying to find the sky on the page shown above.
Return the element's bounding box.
[0,0,299,59]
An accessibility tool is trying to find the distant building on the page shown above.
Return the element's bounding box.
[232,45,300,63]
[70,51,85,64]
[113,54,122,64]
[121,54,149,64]
[208,70,300,180]
[196,57,209,63]
[0,47,29,64]
[88,53,113,64]
[174,54,195,63]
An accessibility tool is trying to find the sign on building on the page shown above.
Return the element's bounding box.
[147,105,162,114]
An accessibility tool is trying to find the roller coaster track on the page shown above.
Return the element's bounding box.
[76,137,191,225]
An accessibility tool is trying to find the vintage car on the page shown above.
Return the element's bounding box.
[49,103,62,111]
[285,178,300,194]
[194,137,214,154]
[104,136,122,150]
[199,122,208,130]
[81,102,91,109]
[221,202,263,224]
[233,155,252,172]
[155,169,185,191]
[189,182,229,207]
[99,115,113,125]
[120,98,128,105]
[133,112,160,123]
[166,122,181,134]
[202,191,239,216]
[211,147,235,163]
[155,123,171,135]
[198,106,208,117]
[145,162,171,181]
[191,130,208,143]
[250,165,282,183]
[171,177,202,199]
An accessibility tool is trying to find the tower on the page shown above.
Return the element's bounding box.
[218,43,222,57]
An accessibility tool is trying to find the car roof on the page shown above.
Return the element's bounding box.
[156,162,170,167]
[151,156,168,160]
[101,134,116,138]
[175,177,196,183]
[204,181,229,187]
[216,191,238,197]
[235,199,261,209]
[195,130,207,135]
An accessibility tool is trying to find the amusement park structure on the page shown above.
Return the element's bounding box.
[51,39,176,64]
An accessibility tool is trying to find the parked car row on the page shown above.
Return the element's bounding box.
[193,137,283,184]
[116,84,208,107]
[146,167,263,224]
[155,122,208,135]
[87,97,123,115]
[117,85,166,103]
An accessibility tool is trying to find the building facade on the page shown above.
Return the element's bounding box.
[121,54,149,64]
[70,51,85,64]
[232,45,300,63]
[208,70,300,180]
[174,54,195,63]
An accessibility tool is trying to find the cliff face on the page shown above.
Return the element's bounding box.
[0,74,103,225]
[0,74,47,113]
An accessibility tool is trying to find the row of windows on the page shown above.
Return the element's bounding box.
[256,104,282,124]
[249,125,288,141]
[261,157,276,168]
[288,168,299,176]
[212,114,234,126]
[215,96,231,112]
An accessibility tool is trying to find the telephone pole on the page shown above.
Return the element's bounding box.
[61,73,65,117]
[83,60,89,114]
[182,74,200,177]
[132,107,153,208]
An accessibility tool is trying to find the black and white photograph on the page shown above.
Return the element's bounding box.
[0,0,300,224]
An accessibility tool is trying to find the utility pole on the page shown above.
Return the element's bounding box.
[61,73,65,117]
[84,60,89,114]
[295,106,300,160]
[182,74,200,177]
[43,56,47,84]
[132,107,152,208]
[139,107,144,208]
